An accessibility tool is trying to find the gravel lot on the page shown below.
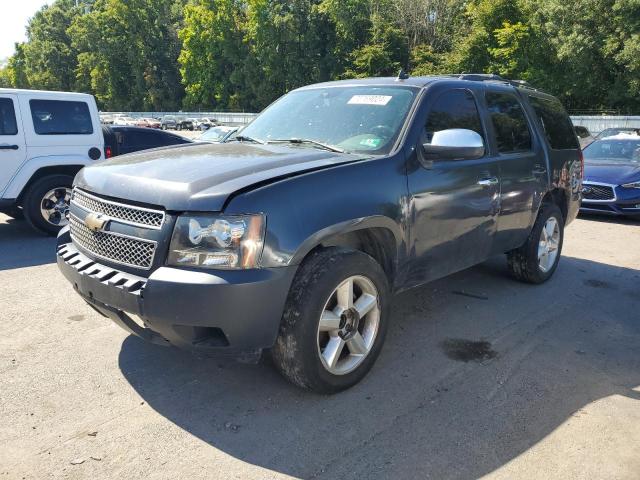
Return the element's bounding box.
[1,213,639,479]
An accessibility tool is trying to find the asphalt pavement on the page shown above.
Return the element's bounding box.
[1,213,639,479]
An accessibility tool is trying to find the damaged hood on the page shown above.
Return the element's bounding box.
[75,142,367,211]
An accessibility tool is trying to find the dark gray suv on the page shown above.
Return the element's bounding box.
[57,74,582,393]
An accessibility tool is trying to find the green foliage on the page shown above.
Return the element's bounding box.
[4,0,640,112]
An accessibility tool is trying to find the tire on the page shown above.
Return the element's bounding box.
[507,203,564,284]
[23,174,74,236]
[271,248,390,394]
[161,125,166,130]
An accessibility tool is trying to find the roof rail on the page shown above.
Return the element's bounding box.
[444,73,539,91]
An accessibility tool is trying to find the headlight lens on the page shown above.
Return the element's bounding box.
[621,182,640,189]
[168,214,265,269]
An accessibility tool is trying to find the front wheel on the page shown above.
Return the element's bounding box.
[23,175,74,236]
[271,248,390,394]
[507,203,564,284]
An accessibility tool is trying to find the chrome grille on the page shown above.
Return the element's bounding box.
[71,189,164,229]
[582,184,615,201]
[69,215,156,269]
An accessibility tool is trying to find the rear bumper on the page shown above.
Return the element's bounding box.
[57,232,296,360]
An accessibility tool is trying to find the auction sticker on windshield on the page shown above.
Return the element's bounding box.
[348,95,393,106]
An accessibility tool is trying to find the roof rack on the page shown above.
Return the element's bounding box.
[446,73,538,91]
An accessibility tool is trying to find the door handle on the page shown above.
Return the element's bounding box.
[533,164,547,174]
[0,144,19,151]
[477,177,499,187]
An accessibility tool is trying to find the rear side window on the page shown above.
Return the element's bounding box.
[0,98,18,135]
[528,96,579,150]
[486,92,532,153]
[30,99,93,135]
[425,89,484,142]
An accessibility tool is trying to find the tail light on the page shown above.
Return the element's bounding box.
[105,146,113,158]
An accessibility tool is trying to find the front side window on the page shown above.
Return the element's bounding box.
[240,86,418,154]
[424,89,484,143]
[0,98,18,135]
[30,99,93,135]
[528,96,579,150]
[486,92,532,153]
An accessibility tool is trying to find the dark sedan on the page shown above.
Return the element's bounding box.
[103,126,193,158]
[581,133,640,218]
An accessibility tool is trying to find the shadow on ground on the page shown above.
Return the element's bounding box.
[0,216,57,270]
[118,254,640,479]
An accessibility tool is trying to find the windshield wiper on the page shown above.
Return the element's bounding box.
[229,135,265,144]
[267,138,346,153]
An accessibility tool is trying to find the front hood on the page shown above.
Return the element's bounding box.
[584,161,640,185]
[76,142,367,211]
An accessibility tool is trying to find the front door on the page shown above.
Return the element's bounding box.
[0,94,26,196]
[406,87,500,286]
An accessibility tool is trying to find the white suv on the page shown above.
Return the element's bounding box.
[0,88,103,234]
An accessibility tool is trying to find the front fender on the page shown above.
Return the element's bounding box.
[4,155,92,199]
[288,215,403,266]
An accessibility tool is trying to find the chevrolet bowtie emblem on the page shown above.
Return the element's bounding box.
[84,213,110,232]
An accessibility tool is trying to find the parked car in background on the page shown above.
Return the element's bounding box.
[102,126,193,159]
[197,117,217,131]
[197,125,237,143]
[177,118,196,131]
[135,117,161,129]
[57,74,581,393]
[161,115,177,130]
[100,114,115,125]
[113,116,137,126]
[0,88,103,234]
[580,133,640,218]
[575,126,595,149]
[596,127,640,139]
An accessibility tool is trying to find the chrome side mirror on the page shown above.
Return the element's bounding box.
[422,128,485,160]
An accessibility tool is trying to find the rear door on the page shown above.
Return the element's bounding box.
[482,87,546,253]
[0,94,26,196]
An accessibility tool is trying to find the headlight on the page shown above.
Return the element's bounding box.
[168,214,265,269]
[621,182,640,189]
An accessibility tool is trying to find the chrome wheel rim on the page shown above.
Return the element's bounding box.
[317,275,380,375]
[538,217,560,273]
[40,187,71,227]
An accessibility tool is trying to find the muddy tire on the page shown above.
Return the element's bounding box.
[507,203,564,284]
[271,248,390,394]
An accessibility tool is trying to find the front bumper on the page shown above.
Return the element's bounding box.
[57,232,297,360]
[580,184,640,217]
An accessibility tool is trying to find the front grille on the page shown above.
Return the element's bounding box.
[69,215,156,269]
[72,189,164,229]
[582,184,615,201]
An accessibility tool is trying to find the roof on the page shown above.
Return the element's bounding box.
[296,74,547,95]
[0,87,94,98]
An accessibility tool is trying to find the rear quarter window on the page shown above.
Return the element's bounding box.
[527,96,579,150]
[30,99,94,135]
[0,98,18,135]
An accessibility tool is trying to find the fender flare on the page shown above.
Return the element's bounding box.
[3,155,91,199]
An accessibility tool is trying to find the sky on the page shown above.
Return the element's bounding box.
[0,0,53,60]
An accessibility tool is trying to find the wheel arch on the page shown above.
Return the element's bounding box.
[288,216,402,286]
[541,188,568,224]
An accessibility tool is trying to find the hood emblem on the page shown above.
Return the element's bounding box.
[582,186,592,195]
[85,213,110,232]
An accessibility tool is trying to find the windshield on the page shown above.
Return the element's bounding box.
[200,126,235,142]
[583,136,640,163]
[240,86,418,154]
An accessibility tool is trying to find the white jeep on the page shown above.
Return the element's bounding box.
[0,88,103,235]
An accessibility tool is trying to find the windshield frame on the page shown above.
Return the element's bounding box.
[241,84,423,156]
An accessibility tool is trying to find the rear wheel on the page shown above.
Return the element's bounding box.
[23,175,73,236]
[507,203,564,284]
[271,248,390,394]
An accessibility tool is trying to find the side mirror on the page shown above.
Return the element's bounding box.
[422,129,485,160]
